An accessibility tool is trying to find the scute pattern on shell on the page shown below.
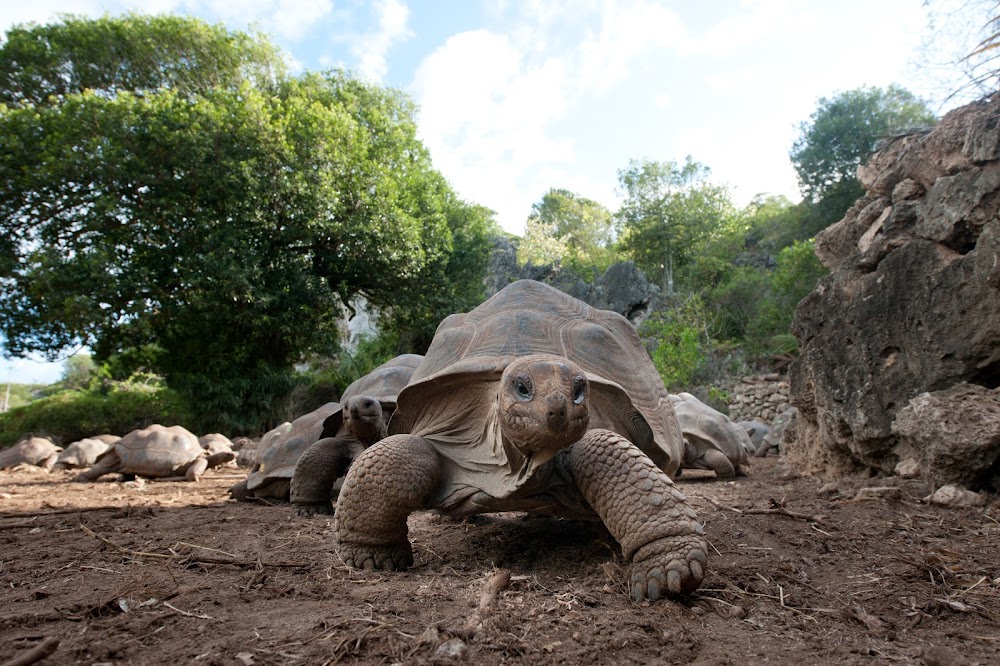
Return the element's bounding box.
[113,425,203,477]
[397,280,684,474]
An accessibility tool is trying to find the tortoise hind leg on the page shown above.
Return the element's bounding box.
[567,429,707,600]
[335,434,441,572]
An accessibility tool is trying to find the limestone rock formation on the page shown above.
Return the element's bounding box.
[486,237,657,324]
[788,94,1000,487]
[891,383,1000,490]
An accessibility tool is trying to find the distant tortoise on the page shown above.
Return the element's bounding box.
[756,406,797,457]
[75,424,235,482]
[291,354,423,516]
[230,437,259,468]
[53,437,112,470]
[198,433,237,467]
[228,420,296,501]
[0,436,63,470]
[736,420,769,453]
[670,392,753,478]
[335,280,706,600]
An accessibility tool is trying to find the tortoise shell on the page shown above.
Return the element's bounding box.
[391,280,685,481]
[107,425,202,477]
[0,437,63,469]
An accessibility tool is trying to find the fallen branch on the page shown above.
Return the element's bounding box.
[702,496,743,513]
[1,636,60,666]
[79,524,310,569]
[162,601,214,620]
[0,506,123,519]
[0,522,41,530]
[743,507,825,523]
[460,569,511,638]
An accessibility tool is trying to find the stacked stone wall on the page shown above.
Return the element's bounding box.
[728,374,790,424]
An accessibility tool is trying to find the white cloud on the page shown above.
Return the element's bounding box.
[350,0,413,82]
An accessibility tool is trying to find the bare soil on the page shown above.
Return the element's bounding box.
[1,457,997,665]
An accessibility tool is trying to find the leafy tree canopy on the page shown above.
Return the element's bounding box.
[615,157,736,294]
[519,188,616,274]
[0,14,484,432]
[790,85,937,211]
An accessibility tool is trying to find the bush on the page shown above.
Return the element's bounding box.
[0,379,191,447]
[639,295,714,392]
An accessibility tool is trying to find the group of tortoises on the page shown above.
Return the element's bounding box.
[2,279,793,602]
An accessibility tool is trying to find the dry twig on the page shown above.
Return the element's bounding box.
[79,524,310,568]
[0,637,60,666]
[460,569,512,638]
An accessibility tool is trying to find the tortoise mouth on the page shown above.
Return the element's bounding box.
[503,412,590,454]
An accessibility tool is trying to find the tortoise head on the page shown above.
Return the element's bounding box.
[498,355,590,455]
[341,396,385,445]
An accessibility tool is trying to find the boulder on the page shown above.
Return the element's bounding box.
[788,94,1000,486]
[891,384,1000,489]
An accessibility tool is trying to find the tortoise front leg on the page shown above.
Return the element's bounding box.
[335,434,441,572]
[702,448,737,478]
[291,437,360,516]
[567,429,707,600]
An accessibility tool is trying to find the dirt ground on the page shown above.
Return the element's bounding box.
[1,457,997,666]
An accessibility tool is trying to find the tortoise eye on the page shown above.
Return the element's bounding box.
[572,377,587,404]
[512,377,533,401]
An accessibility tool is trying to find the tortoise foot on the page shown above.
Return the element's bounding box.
[338,541,413,572]
[630,534,708,600]
[294,501,333,517]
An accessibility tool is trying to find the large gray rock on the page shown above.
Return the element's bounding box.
[891,384,1000,489]
[788,94,1000,485]
[486,238,657,325]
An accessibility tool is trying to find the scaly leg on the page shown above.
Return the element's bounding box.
[291,437,359,516]
[335,434,441,571]
[567,429,707,600]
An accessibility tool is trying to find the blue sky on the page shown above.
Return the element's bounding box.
[0,0,978,384]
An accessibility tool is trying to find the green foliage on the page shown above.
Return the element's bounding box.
[60,354,98,391]
[0,380,191,447]
[382,195,499,350]
[791,85,936,227]
[519,188,617,275]
[615,157,736,293]
[0,15,476,430]
[0,13,284,106]
[639,295,714,392]
[518,215,569,266]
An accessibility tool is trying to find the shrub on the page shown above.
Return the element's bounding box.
[0,380,191,447]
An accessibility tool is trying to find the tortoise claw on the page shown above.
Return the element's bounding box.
[293,502,333,517]
[630,535,708,600]
[339,542,413,572]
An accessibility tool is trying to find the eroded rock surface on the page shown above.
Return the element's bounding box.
[788,94,1000,487]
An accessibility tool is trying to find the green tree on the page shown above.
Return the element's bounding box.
[0,15,463,433]
[61,354,98,391]
[518,214,569,266]
[615,157,735,294]
[791,85,937,228]
[519,188,615,275]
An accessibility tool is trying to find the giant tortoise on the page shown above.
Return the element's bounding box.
[335,280,707,600]
[0,436,63,470]
[229,354,422,504]
[75,425,234,482]
[291,353,423,515]
[670,392,754,478]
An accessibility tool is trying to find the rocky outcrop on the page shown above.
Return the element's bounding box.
[486,237,658,324]
[728,375,791,424]
[788,94,1000,487]
[891,383,1000,490]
